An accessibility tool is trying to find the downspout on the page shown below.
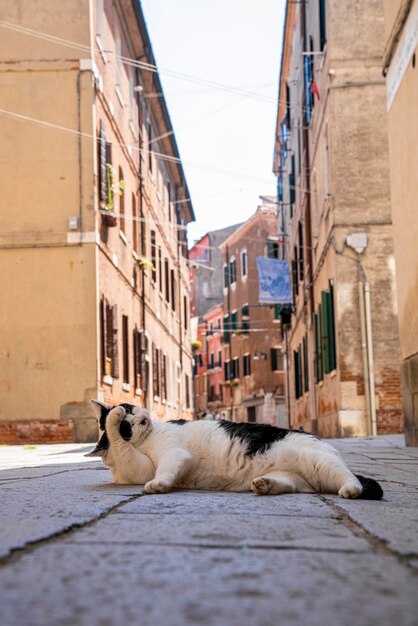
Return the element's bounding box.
[225,244,234,420]
[77,71,83,245]
[358,279,371,434]
[364,282,377,436]
[301,0,317,433]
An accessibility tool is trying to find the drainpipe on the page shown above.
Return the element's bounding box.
[364,281,377,436]
[358,280,371,434]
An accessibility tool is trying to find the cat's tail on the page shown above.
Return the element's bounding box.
[355,474,383,500]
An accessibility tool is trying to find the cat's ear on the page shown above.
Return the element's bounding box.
[137,409,152,428]
[90,399,110,430]
[84,431,109,457]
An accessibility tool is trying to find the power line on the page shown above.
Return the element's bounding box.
[0,20,277,104]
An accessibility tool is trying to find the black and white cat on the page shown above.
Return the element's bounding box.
[86,401,383,499]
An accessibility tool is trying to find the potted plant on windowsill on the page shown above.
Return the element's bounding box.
[100,164,125,227]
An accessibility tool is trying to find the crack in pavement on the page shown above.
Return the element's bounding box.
[320,496,418,573]
[0,491,147,567]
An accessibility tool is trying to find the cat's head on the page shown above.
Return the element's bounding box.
[85,401,152,460]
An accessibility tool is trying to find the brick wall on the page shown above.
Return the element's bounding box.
[0,420,74,445]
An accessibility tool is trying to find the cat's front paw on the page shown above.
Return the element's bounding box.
[107,406,126,428]
[338,481,362,499]
[144,478,172,494]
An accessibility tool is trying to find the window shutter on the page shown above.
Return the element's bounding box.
[328,282,336,370]
[152,343,158,397]
[98,121,107,207]
[140,332,148,393]
[111,304,119,378]
[100,298,106,378]
[105,301,113,375]
[321,292,330,374]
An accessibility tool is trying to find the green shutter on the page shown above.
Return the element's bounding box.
[321,291,330,373]
[328,282,336,370]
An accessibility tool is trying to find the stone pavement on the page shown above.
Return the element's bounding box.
[0,435,417,626]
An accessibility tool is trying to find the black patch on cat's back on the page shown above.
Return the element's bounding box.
[167,419,187,425]
[218,420,307,457]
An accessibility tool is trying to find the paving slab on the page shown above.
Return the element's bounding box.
[0,544,417,626]
[0,436,418,626]
[61,508,371,552]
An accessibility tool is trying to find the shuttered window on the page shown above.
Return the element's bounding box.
[161,354,167,401]
[242,304,250,333]
[152,343,160,398]
[164,258,170,303]
[243,353,251,376]
[303,335,309,392]
[294,350,302,399]
[98,121,107,208]
[151,231,157,283]
[314,283,336,380]
[122,315,129,385]
[223,314,230,343]
[170,269,176,311]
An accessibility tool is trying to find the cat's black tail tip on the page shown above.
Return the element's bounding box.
[355,474,384,500]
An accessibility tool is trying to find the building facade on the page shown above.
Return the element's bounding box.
[219,198,286,425]
[274,0,403,437]
[383,0,418,445]
[0,0,194,443]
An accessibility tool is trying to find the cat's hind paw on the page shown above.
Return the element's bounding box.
[251,476,273,495]
[338,480,362,499]
[144,478,172,494]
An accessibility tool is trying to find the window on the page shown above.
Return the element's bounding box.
[122,315,129,385]
[115,35,122,89]
[164,258,170,303]
[150,230,157,283]
[243,353,251,376]
[290,154,296,206]
[241,249,248,277]
[224,360,231,381]
[133,329,147,391]
[314,282,337,380]
[223,264,229,289]
[319,0,327,51]
[232,357,240,379]
[152,343,160,398]
[170,269,176,312]
[223,314,230,343]
[304,38,314,124]
[241,304,250,333]
[231,310,238,333]
[271,348,283,372]
[185,373,191,408]
[161,354,167,401]
[209,353,215,369]
[218,349,222,367]
[294,349,302,399]
[119,167,125,233]
[183,296,188,330]
[267,238,279,259]
[100,299,119,379]
[132,194,139,254]
[298,222,304,282]
[229,258,237,285]
[247,406,256,423]
[167,181,172,223]
[148,122,153,173]
[303,335,309,393]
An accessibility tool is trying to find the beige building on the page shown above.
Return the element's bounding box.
[0,0,194,443]
[383,0,418,445]
[273,0,403,437]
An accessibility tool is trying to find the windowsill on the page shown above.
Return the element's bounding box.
[103,375,113,386]
[329,369,337,378]
[317,381,324,388]
[122,383,131,392]
[154,395,160,402]
[135,388,142,396]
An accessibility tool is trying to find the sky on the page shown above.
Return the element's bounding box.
[140,0,285,246]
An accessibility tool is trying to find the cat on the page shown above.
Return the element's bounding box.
[86,401,383,499]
